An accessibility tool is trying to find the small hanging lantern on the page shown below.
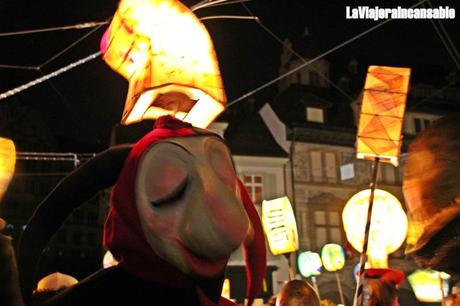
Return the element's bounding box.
[261,196,299,256]
[297,251,322,278]
[408,269,451,303]
[356,66,411,166]
[321,243,345,272]
[342,189,407,268]
[101,0,226,128]
[0,137,16,202]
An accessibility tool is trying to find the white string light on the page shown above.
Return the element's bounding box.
[17,152,96,168]
[0,21,109,37]
[241,3,355,102]
[0,51,101,101]
[191,0,252,11]
[226,0,429,108]
[201,15,257,21]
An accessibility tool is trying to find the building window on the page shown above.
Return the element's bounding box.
[310,151,323,181]
[312,210,343,250]
[299,209,309,247]
[243,175,264,204]
[296,72,303,84]
[309,151,338,183]
[324,152,337,181]
[309,71,320,86]
[414,118,432,134]
[306,107,324,123]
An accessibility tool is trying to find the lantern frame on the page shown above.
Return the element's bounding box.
[321,243,345,272]
[261,196,299,256]
[342,188,407,257]
[297,251,322,278]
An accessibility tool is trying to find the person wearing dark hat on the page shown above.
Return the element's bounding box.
[364,268,405,306]
[17,115,267,306]
[402,113,460,279]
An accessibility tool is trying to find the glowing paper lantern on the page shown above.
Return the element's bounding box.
[262,196,299,255]
[221,278,231,300]
[0,137,16,202]
[342,189,407,268]
[408,269,451,303]
[101,0,226,128]
[36,272,78,292]
[321,244,345,272]
[103,250,119,268]
[298,251,322,278]
[356,66,411,166]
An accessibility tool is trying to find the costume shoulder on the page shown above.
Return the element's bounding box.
[41,266,202,306]
[18,144,133,303]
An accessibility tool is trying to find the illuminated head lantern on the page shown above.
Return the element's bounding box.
[342,189,407,268]
[356,66,411,166]
[321,243,345,272]
[101,0,226,128]
[104,117,267,305]
[134,135,250,277]
[407,269,450,303]
[261,196,299,256]
[297,251,322,278]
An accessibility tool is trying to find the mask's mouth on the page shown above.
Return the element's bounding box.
[174,238,228,278]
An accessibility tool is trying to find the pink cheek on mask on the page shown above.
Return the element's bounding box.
[143,210,182,241]
[208,150,237,192]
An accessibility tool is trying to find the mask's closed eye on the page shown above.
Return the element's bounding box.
[150,165,188,207]
[141,143,190,208]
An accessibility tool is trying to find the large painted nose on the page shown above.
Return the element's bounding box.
[180,175,251,259]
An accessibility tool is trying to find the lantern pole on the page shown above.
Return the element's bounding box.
[335,272,345,305]
[310,276,321,299]
[439,273,446,306]
[352,157,380,306]
[284,253,293,281]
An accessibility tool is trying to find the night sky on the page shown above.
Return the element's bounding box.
[0,0,459,151]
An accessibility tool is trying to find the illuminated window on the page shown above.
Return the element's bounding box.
[243,175,264,204]
[306,107,324,123]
